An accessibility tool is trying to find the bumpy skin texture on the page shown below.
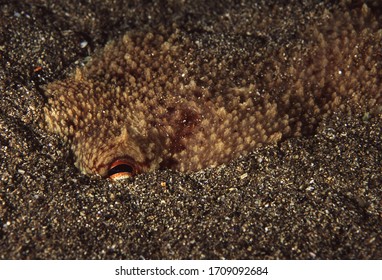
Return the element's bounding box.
[43,4,381,178]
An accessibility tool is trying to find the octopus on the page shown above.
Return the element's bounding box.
[43,2,382,180]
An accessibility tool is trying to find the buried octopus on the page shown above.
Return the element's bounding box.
[43,4,382,180]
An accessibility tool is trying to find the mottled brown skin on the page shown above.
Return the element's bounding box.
[43,3,382,178]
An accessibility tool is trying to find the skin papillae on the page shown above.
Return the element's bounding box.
[43,3,381,178]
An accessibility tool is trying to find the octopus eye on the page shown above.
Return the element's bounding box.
[107,159,137,180]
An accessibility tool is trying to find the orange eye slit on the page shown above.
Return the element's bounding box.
[107,159,137,180]
[109,159,133,170]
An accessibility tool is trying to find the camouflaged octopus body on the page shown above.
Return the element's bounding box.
[43,4,382,178]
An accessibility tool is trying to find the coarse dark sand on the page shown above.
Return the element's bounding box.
[0,0,381,259]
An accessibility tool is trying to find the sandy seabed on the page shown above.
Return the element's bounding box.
[0,0,381,259]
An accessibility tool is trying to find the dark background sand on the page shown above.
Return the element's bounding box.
[0,0,381,259]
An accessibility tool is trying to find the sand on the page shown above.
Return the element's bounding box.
[0,0,381,259]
